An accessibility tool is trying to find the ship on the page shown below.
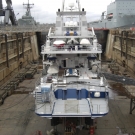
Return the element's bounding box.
[89,0,135,29]
[33,0,109,134]
[18,0,36,26]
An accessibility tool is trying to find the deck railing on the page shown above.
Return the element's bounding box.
[41,44,102,53]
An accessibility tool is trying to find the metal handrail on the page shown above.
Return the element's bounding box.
[53,83,90,91]
[42,44,102,52]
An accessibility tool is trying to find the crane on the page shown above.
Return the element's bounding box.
[0,0,17,25]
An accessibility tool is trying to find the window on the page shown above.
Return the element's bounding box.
[107,13,113,19]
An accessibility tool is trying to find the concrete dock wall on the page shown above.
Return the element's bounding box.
[105,29,135,74]
[0,32,39,85]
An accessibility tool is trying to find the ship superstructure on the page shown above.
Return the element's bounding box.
[89,0,135,29]
[34,0,109,133]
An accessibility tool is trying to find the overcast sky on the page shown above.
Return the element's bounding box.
[2,0,113,23]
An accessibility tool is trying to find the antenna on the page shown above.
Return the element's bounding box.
[61,0,65,12]
[23,0,34,16]
[77,0,81,11]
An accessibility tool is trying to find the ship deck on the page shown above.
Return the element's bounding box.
[0,71,135,135]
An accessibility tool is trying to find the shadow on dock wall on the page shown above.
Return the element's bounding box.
[95,30,109,54]
[36,32,47,56]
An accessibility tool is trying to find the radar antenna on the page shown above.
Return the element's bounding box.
[23,0,34,16]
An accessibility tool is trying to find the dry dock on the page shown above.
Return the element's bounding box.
[0,29,135,135]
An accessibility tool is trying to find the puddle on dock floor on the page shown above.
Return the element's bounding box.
[108,82,128,99]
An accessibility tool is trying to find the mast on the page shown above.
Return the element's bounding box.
[76,0,81,35]
[61,0,65,12]
[77,0,81,12]
[23,0,34,16]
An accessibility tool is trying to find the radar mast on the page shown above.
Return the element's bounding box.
[23,0,34,16]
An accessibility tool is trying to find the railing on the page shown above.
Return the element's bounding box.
[35,75,47,88]
[35,92,52,112]
[53,83,91,91]
[53,80,109,91]
[41,44,102,53]
[35,92,42,103]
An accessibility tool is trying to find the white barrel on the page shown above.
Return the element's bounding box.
[69,21,74,26]
[80,39,91,45]
[74,22,78,26]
